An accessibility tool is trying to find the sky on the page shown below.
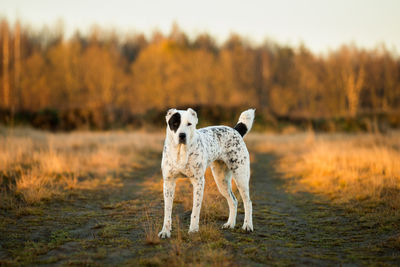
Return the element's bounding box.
[1,0,399,54]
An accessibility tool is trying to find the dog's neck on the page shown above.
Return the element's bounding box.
[166,132,197,169]
[175,143,189,168]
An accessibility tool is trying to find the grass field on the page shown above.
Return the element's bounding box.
[1,126,399,265]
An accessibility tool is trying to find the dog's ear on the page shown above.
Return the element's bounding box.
[187,108,198,125]
[166,108,177,123]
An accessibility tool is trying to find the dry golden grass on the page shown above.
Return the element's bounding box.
[251,131,400,208]
[0,126,164,207]
[3,124,398,214]
[143,207,161,245]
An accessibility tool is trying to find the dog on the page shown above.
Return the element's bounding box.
[158,108,255,238]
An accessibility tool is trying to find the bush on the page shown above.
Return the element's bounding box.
[0,106,399,133]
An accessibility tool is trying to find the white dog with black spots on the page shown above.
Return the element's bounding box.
[158,108,255,238]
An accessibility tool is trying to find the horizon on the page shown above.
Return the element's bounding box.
[1,0,400,54]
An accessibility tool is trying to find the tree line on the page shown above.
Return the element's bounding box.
[1,19,400,130]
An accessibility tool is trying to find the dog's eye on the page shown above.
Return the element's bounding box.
[187,123,192,126]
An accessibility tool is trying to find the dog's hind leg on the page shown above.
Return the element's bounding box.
[211,160,237,229]
[232,165,253,232]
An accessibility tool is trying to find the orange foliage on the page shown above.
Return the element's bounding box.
[0,19,399,121]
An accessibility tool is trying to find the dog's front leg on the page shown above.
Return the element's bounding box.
[159,178,176,238]
[189,176,205,233]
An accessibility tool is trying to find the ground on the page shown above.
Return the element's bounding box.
[0,131,399,266]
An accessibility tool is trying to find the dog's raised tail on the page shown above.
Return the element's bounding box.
[234,109,255,137]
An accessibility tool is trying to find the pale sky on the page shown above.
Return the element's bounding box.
[1,0,399,54]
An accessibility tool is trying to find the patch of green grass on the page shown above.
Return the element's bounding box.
[110,237,133,248]
[92,247,108,260]
[98,222,133,238]
[0,216,16,228]
[14,206,44,217]
[6,229,73,265]
[269,222,286,227]
[139,257,163,266]
[243,246,258,255]
[284,242,302,248]
[237,236,255,243]
[309,210,331,218]
[209,239,230,249]
[11,241,49,263]
[50,230,72,246]
[64,258,98,266]
[305,252,340,261]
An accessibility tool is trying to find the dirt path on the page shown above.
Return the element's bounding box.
[1,151,398,266]
[239,153,399,265]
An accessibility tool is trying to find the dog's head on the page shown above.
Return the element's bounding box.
[165,108,198,146]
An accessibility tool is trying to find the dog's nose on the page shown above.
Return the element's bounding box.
[179,133,186,143]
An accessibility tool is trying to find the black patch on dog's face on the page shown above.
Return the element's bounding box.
[168,112,181,132]
[233,122,247,137]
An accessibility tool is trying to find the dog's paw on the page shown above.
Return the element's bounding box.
[222,222,235,229]
[158,229,171,239]
[188,227,199,234]
[242,223,253,232]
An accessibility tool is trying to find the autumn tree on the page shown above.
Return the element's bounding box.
[2,20,10,109]
[0,18,399,129]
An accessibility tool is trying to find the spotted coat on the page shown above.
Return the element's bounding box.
[158,108,255,238]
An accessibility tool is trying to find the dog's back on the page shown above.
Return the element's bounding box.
[197,109,255,169]
[198,126,247,168]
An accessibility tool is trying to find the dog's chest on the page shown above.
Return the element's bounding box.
[164,149,205,178]
[174,156,204,178]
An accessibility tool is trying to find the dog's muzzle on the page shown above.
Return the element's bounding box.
[178,133,186,144]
